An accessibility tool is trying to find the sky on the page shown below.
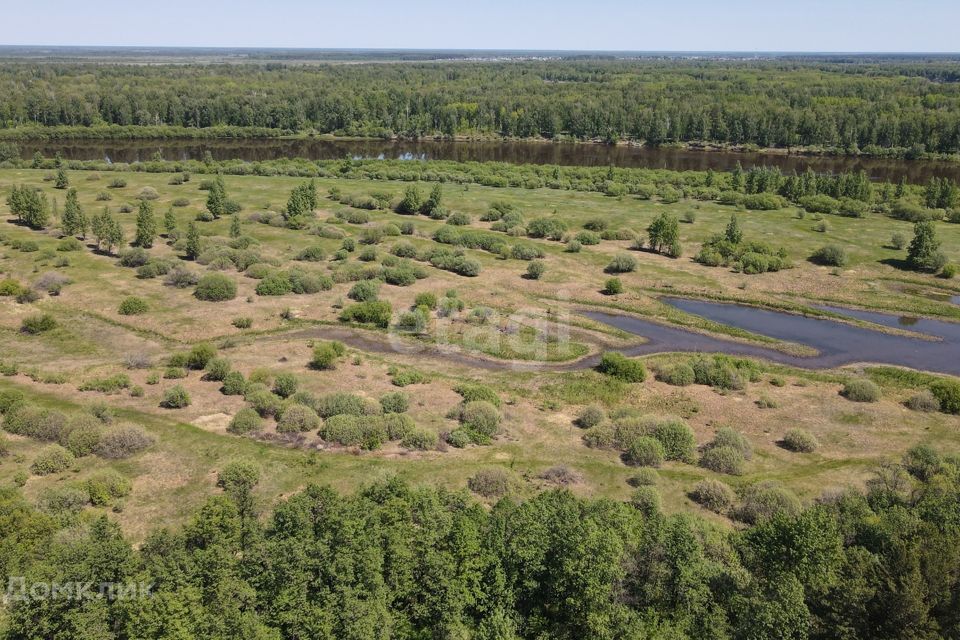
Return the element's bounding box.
[3,0,959,53]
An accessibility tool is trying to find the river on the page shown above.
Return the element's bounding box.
[17,138,960,183]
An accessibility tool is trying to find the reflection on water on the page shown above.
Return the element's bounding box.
[19,138,960,183]
[585,298,960,375]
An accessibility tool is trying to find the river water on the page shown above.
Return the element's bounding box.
[18,138,960,183]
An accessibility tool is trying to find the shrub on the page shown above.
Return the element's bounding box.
[194,273,237,301]
[30,445,74,475]
[603,277,623,295]
[467,468,510,498]
[841,378,881,402]
[256,272,292,296]
[811,245,848,267]
[21,314,57,334]
[117,296,148,315]
[311,340,346,370]
[391,368,429,387]
[232,317,252,329]
[445,429,473,448]
[582,424,616,449]
[228,408,264,435]
[708,426,752,459]
[458,401,502,440]
[598,352,646,383]
[85,471,132,506]
[277,404,321,433]
[295,245,327,262]
[453,383,501,407]
[315,392,381,419]
[575,404,605,428]
[628,468,658,487]
[605,253,637,273]
[890,232,907,250]
[38,485,89,515]
[735,481,801,524]
[905,390,940,413]
[689,479,735,513]
[269,373,297,399]
[203,357,231,382]
[930,379,960,414]
[525,260,546,280]
[401,429,438,451]
[247,389,284,418]
[699,445,746,475]
[657,363,695,386]
[630,486,661,515]
[379,392,409,414]
[651,418,696,463]
[339,301,392,328]
[348,280,380,302]
[624,436,665,467]
[221,371,246,395]
[186,343,217,370]
[95,425,155,458]
[903,444,941,481]
[160,385,191,408]
[61,418,103,457]
[780,427,819,453]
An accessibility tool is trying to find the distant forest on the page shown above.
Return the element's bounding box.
[2,60,960,153]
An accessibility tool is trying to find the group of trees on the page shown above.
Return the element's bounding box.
[4,59,960,152]
[3,450,960,639]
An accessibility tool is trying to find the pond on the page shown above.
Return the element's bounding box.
[584,298,960,376]
[17,137,960,183]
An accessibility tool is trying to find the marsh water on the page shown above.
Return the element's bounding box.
[585,298,960,375]
[19,138,960,183]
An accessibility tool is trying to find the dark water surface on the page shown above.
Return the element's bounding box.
[19,138,960,183]
[585,298,960,375]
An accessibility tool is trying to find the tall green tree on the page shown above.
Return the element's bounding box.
[725,213,743,244]
[54,167,69,189]
[185,221,202,259]
[229,214,242,238]
[647,212,681,257]
[206,175,226,219]
[906,220,945,272]
[163,207,177,237]
[61,188,87,238]
[134,200,157,248]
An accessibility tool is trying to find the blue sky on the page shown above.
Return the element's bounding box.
[4,0,959,52]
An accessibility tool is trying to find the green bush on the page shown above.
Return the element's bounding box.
[348,280,380,302]
[310,340,346,370]
[30,445,74,475]
[186,343,217,370]
[246,389,283,418]
[651,418,696,463]
[295,245,327,262]
[657,363,695,386]
[339,301,392,328]
[628,468,659,487]
[379,392,410,414]
[256,272,292,296]
[629,486,661,515]
[315,392,381,418]
[272,373,299,399]
[232,317,253,329]
[689,479,735,513]
[453,383,501,407]
[699,445,746,475]
[160,385,191,408]
[86,471,132,506]
[575,404,605,428]
[931,379,960,414]
[228,408,264,435]
[21,314,57,334]
[194,273,237,301]
[905,390,940,413]
[604,253,637,274]
[598,352,646,383]
[401,429,438,451]
[735,481,801,524]
[602,277,623,295]
[414,292,438,309]
[841,378,881,402]
[781,428,818,453]
[202,357,231,382]
[624,436,665,467]
[458,401,502,440]
[708,426,752,459]
[117,296,148,315]
[221,371,246,395]
[811,245,848,267]
[277,405,321,433]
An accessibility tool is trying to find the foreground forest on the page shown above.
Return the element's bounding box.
[2,58,960,155]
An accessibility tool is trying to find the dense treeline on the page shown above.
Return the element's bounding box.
[3,60,960,153]
[2,451,960,639]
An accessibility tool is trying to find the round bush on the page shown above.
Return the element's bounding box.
[598,352,646,383]
[781,428,818,453]
[272,373,299,399]
[228,408,264,435]
[85,471,132,506]
[651,419,696,463]
[117,296,148,316]
[657,363,695,386]
[624,436,665,467]
[379,392,410,414]
[689,479,736,513]
[30,445,75,475]
[186,343,217,370]
[575,404,605,428]
[811,245,848,267]
[203,357,232,382]
[458,401,502,439]
[277,404,321,433]
[221,371,247,395]
[467,468,510,498]
[629,486,661,516]
[905,390,940,413]
[628,468,659,487]
[21,314,57,334]
[709,426,752,460]
[348,280,380,302]
[735,481,802,524]
[603,277,623,295]
[931,379,960,414]
[605,253,637,274]
[699,445,746,475]
[401,429,438,451]
[247,389,283,418]
[841,378,881,403]
[96,425,155,459]
[194,273,237,301]
[160,385,191,409]
[62,419,103,457]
